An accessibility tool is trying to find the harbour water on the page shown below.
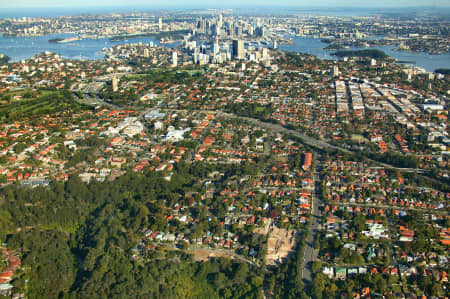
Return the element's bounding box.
[279,36,450,72]
[0,33,176,62]
[0,33,448,72]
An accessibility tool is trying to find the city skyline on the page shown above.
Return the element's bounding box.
[1,0,449,8]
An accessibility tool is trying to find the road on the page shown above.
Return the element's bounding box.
[212,112,446,190]
[385,212,398,267]
[69,98,432,179]
[150,109,432,175]
[328,201,448,216]
[72,92,121,110]
[73,101,445,186]
[301,154,323,294]
[216,111,351,155]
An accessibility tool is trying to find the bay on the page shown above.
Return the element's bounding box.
[0,33,177,62]
[0,33,448,73]
[279,36,450,72]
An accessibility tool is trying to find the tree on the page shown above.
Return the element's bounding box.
[234,263,249,282]
[311,273,326,299]
[328,283,338,296]
[376,277,388,293]
[312,261,322,274]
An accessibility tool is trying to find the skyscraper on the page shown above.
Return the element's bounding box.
[217,13,223,36]
[255,26,265,37]
[198,19,206,34]
[213,37,220,55]
[218,12,223,28]
[172,51,178,67]
[262,47,268,60]
[158,17,163,31]
[235,26,242,37]
[228,24,234,38]
[332,66,339,77]
[232,39,244,60]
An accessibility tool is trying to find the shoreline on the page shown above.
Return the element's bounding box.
[0,33,449,72]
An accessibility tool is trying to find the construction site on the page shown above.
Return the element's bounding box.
[264,225,300,266]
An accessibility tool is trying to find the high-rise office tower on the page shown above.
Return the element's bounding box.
[198,19,206,34]
[262,47,268,60]
[206,20,211,35]
[233,39,244,59]
[332,66,339,77]
[228,24,234,37]
[218,12,223,28]
[213,37,220,55]
[158,17,163,31]
[172,51,178,67]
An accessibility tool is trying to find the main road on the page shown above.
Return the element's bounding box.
[216,111,351,155]
[300,154,323,293]
[213,112,440,181]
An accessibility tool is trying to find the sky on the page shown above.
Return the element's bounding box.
[0,0,449,8]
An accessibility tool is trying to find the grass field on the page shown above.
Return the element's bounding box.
[0,90,86,123]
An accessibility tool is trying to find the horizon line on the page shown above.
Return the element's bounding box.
[3,5,450,9]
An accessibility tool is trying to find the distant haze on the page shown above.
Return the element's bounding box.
[1,0,449,8]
